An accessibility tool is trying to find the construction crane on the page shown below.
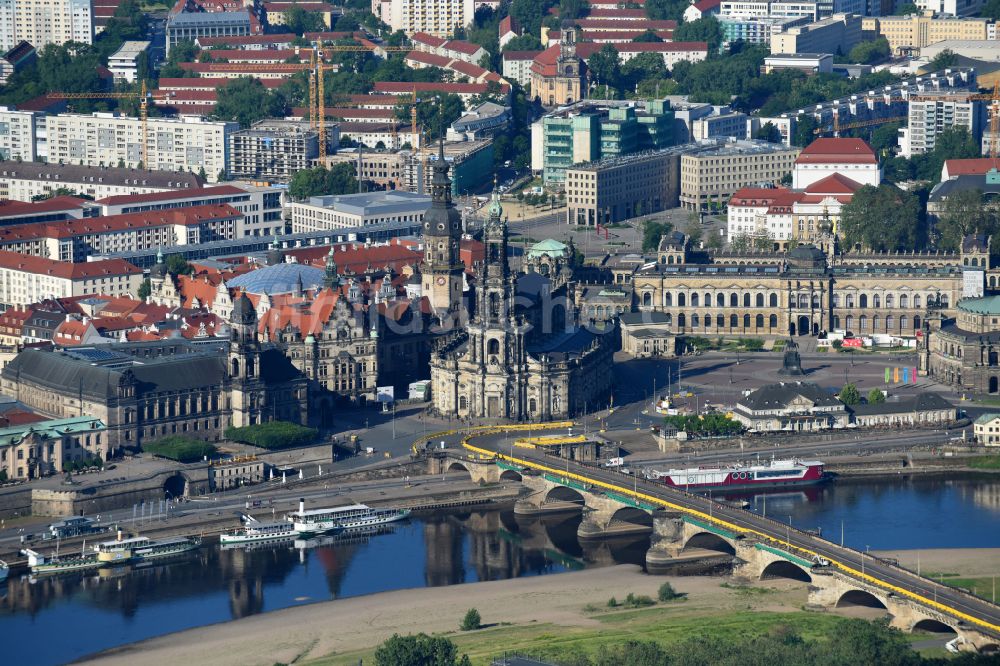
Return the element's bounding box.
[813,109,907,136]
[48,80,161,167]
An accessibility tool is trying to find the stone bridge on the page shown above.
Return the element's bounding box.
[429,450,1000,650]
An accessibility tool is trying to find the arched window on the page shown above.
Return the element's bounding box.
[900,315,908,331]
[914,315,921,331]
[529,398,537,412]
[678,313,687,329]
[846,315,854,331]
[664,292,673,307]
[886,294,894,308]
[756,293,764,307]
[664,313,673,325]
[799,293,809,308]
[743,314,751,328]
[886,315,894,331]
[231,358,239,377]
[691,293,700,307]
[769,314,778,329]
[846,294,855,308]
[730,314,738,328]
[873,315,879,331]
[859,315,868,331]
[692,314,700,328]
[873,294,881,308]
[678,293,686,307]
[832,315,840,329]
[941,294,949,306]
[756,314,764,328]
[769,293,778,307]
[717,293,725,307]
[832,293,841,307]
[913,295,921,309]
[705,292,712,307]
[488,339,500,355]
[246,357,255,377]
[900,294,909,308]
[643,292,652,306]
[860,294,868,308]
[743,293,751,307]
[730,293,738,307]
[459,396,468,410]
[717,314,725,328]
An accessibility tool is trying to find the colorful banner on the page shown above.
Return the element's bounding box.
[912,367,918,383]
[885,367,891,383]
[893,367,900,383]
[902,367,910,383]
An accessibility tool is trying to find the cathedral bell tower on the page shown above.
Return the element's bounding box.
[421,139,465,325]
[229,293,262,427]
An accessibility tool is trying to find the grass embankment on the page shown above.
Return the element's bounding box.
[304,585,909,666]
[968,455,1000,470]
[927,571,999,600]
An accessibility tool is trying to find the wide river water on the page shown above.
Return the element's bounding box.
[4,473,1000,666]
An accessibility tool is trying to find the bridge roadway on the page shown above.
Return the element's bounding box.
[434,425,1000,638]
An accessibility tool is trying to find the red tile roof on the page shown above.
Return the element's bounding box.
[444,40,483,56]
[0,204,241,242]
[158,77,284,90]
[796,138,877,165]
[729,187,801,208]
[373,81,509,94]
[406,50,452,67]
[503,50,542,61]
[411,32,447,48]
[693,0,721,11]
[0,196,88,219]
[0,250,140,279]
[197,48,311,61]
[97,184,246,206]
[195,34,298,47]
[587,8,647,17]
[574,18,676,29]
[499,15,520,36]
[263,1,335,9]
[943,157,1000,177]
[178,62,304,75]
[803,173,863,194]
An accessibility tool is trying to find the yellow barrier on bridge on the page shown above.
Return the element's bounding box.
[515,434,588,449]
[457,424,1000,636]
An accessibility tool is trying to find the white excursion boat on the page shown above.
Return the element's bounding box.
[24,533,200,575]
[287,499,410,535]
[220,517,300,545]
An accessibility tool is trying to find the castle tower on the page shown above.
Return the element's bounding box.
[421,139,464,324]
[229,293,262,427]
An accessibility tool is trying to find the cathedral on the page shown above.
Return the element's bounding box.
[429,188,615,421]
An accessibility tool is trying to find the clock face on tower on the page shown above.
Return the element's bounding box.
[437,277,446,285]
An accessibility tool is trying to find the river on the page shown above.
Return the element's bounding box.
[3,473,1000,666]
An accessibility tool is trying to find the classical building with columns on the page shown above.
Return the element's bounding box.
[922,293,1000,395]
[630,235,972,340]
[429,191,614,420]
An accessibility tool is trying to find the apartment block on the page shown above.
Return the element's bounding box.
[386,0,475,37]
[0,161,203,202]
[290,191,430,233]
[534,100,675,185]
[0,0,93,53]
[720,0,819,17]
[229,120,319,183]
[565,149,682,226]
[97,184,285,238]
[107,40,150,83]
[0,106,41,162]
[900,92,984,158]
[691,111,750,141]
[502,50,540,88]
[679,139,801,211]
[865,15,991,54]
[770,13,862,55]
[46,113,237,182]
[720,15,809,46]
[0,251,142,309]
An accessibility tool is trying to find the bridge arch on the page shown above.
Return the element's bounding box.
[683,531,736,555]
[164,473,188,498]
[544,485,586,506]
[446,462,472,478]
[836,589,887,609]
[911,619,956,635]
[760,560,812,583]
[499,469,523,482]
[607,507,653,532]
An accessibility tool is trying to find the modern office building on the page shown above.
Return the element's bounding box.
[899,91,984,158]
[229,120,319,183]
[290,191,431,233]
[165,10,255,55]
[678,139,800,210]
[691,111,750,141]
[564,148,683,226]
[0,0,93,53]
[107,40,150,83]
[0,161,204,202]
[534,99,675,184]
[45,113,237,181]
[401,139,493,196]
[770,13,862,56]
[719,15,808,46]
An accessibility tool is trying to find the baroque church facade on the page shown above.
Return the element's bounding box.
[429,189,614,420]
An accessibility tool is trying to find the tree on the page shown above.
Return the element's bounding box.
[645,0,688,21]
[559,0,586,20]
[510,0,547,38]
[793,115,819,148]
[848,38,890,65]
[588,44,622,95]
[929,48,958,71]
[985,0,1000,20]
[673,16,723,53]
[399,92,464,140]
[935,189,999,250]
[165,254,194,276]
[632,29,664,43]
[657,582,679,601]
[285,4,326,35]
[839,184,923,252]
[756,122,781,144]
[643,219,673,252]
[373,634,465,666]
[870,121,901,154]
[502,34,543,51]
[160,40,199,78]
[460,608,481,631]
[288,164,359,200]
[213,77,287,129]
[137,278,151,300]
[867,388,886,404]
[839,383,861,405]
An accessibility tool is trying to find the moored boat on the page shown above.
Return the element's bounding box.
[287,499,410,535]
[644,458,828,492]
[220,518,299,545]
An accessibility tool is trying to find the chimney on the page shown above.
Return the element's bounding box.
[299,498,305,515]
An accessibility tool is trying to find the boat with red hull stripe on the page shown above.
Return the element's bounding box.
[644,459,828,492]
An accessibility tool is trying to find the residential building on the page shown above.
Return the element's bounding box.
[498,15,520,48]
[864,15,991,54]
[770,13,862,56]
[0,196,93,226]
[678,139,800,210]
[691,111,749,141]
[0,0,93,53]
[684,0,722,22]
[263,2,337,28]
[900,91,984,158]
[385,0,475,37]
[165,10,257,56]
[0,416,109,480]
[326,150,404,190]
[975,414,1000,446]
[229,120,319,183]
[0,106,41,162]
[727,186,802,241]
[534,99,675,184]
[447,102,511,141]
[45,113,237,181]
[719,0,819,19]
[565,148,682,226]
[410,32,488,64]
[0,204,246,261]
[850,394,956,428]
[107,40,150,83]
[927,168,1000,225]
[290,191,431,233]
[96,184,284,238]
[762,53,833,75]
[941,157,1000,180]
[792,137,881,189]
[915,0,983,17]
[720,15,809,47]
[0,41,36,86]
[502,50,540,88]
[0,251,142,308]
[372,81,509,106]
[0,161,204,202]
